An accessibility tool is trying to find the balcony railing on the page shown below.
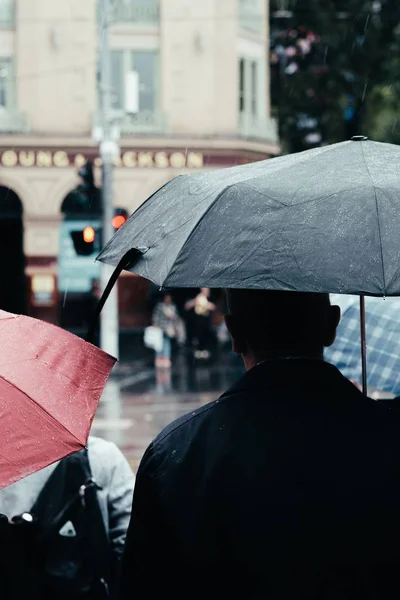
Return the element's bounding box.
[238,113,279,143]
[238,0,264,35]
[0,0,14,28]
[0,109,29,133]
[103,0,159,26]
[94,109,167,136]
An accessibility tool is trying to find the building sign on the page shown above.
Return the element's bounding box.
[0,148,268,170]
[0,149,205,170]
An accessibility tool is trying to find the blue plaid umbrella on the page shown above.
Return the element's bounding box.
[325,295,400,395]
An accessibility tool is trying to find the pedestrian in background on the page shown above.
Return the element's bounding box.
[184,288,216,359]
[152,293,181,369]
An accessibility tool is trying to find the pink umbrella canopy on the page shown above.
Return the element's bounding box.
[0,310,116,489]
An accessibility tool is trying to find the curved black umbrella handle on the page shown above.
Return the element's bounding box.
[360,295,367,396]
[86,249,142,345]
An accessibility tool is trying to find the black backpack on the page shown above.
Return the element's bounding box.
[0,449,112,600]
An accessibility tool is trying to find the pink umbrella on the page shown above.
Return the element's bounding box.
[0,310,116,489]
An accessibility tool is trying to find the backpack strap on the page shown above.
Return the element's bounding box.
[30,448,112,598]
[80,477,112,598]
[31,448,92,524]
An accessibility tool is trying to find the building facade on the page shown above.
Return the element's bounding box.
[0,0,278,329]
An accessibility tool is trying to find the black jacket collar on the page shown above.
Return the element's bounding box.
[223,358,362,399]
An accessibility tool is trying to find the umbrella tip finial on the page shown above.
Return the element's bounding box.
[351,135,368,141]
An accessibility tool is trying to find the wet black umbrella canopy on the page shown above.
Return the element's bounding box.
[97,137,400,296]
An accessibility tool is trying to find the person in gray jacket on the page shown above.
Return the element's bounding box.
[0,435,134,599]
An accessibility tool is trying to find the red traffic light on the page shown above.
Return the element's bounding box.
[83,226,96,243]
[112,208,129,230]
[70,226,98,256]
[112,214,127,230]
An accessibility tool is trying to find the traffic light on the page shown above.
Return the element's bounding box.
[112,208,129,231]
[70,226,98,256]
[66,161,101,214]
[68,209,128,257]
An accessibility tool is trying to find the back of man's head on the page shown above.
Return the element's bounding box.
[225,289,340,365]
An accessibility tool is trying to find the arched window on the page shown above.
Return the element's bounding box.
[0,185,25,314]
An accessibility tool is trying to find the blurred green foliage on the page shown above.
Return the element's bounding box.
[270,0,400,152]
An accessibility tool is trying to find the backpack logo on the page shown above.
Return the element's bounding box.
[59,520,77,537]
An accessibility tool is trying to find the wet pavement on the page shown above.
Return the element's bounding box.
[92,350,245,472]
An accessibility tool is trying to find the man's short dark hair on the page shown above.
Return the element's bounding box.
[225,289,331,356]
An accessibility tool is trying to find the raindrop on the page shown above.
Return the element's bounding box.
[62,284,69,308]
[362,82,368,102]
[364,13,370,32]
[323,46,328,64]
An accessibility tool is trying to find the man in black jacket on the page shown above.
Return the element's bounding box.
[118,290,400,599]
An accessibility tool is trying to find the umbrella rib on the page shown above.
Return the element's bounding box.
[157,147,352,281]
[360,143,386,295]
[168,145,356,282]
[0,375,86,448]
[167,183,240,278]
[239,182,365,209]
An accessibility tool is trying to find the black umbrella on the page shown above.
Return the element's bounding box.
[97,137,400,296]
[91,137,400,394]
